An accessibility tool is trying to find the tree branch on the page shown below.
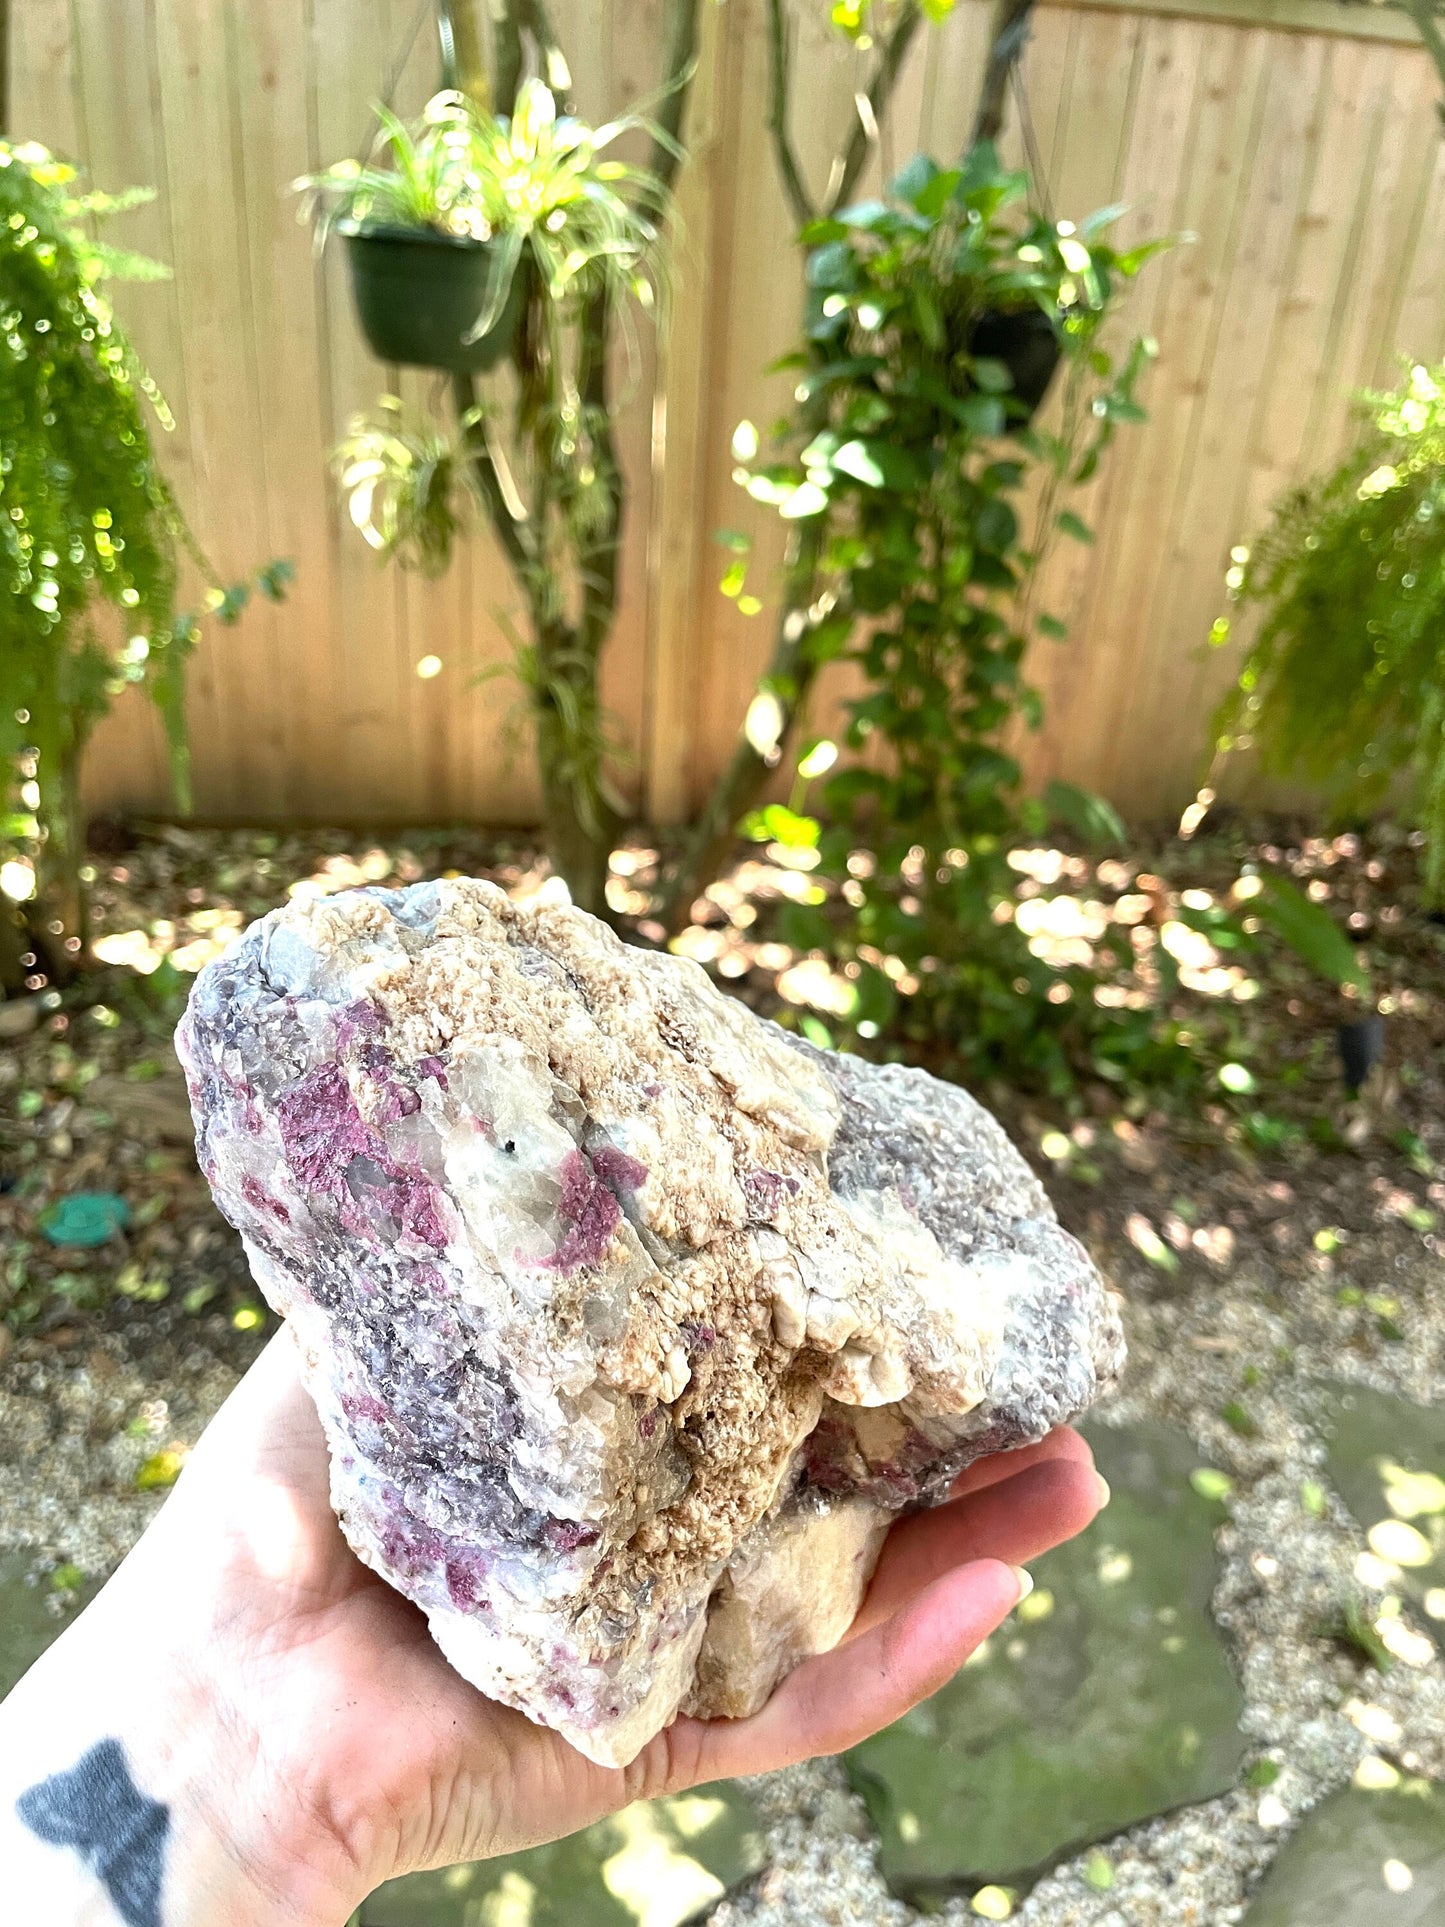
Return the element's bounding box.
[578,288,623,661]
[829,0,923,214]
[646,0,705,198]
[971,0,1037,147]
[766,0,818,230]
[452,372,536,581]
[492,0,524,116]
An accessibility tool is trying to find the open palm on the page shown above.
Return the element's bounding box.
[80,1334,1105,1911]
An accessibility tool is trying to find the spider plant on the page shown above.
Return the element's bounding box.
[298,80,674,330]
[333,397,476,576]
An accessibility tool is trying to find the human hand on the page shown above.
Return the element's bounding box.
[0,1332,1107,1926]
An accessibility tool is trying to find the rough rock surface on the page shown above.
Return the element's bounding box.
[176,880,1121,1765]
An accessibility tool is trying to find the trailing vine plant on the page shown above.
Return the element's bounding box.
[678,144,1173,1091]
[0,140,287,990]
[315,0,700,917]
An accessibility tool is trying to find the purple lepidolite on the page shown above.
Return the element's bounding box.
[177,879,1122,1765]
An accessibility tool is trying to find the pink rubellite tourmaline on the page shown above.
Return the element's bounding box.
[178,879,1122,1765]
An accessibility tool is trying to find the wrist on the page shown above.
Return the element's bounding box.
[0,1576,367,1927]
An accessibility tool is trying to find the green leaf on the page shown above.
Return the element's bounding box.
[257,558,294,600]
[890,154,939,205]
[912,167,962,219]
[135,1448,188,1491]
[741,803,820,849]
[1043,779,1124,847]
[975,497,1018,551]
[731,419,760,462]
[779,480,829,520]
[1056,509,1094,544]
[835,199,897,233]
[970,357,1015,394]
[1253,873,1369,990]
[957,394,1006,438]
[831,439,925,490]
[1036,613,1068,640]
[851,962,898,1031]
[214,582,252,624]
[1082,1851,1115,1891]
[1078,203,1129,238]
[1190,1467,1233,1503]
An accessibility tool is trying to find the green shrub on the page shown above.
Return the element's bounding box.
[0,140,284,972]
[1215,361,1445,905]
[725,146,1178,1093]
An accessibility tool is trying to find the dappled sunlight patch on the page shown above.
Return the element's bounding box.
[92,929,168,974]
[775,956,856,1017]
[286,847,396,901]
[1007,845,1091,888]
[727,857,827,905]
[600,1800,733,1927]
[1126,1211,1178,1272]
[1014,893,1108,968]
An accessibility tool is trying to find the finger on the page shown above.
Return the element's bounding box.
[848,1455,1106,1640]
[667,1559,1025,1788]
[949,1425,1096,1500]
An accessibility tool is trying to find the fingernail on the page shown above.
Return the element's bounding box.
[1011,1565,1034,1605]
[1094,1474,1112,1510]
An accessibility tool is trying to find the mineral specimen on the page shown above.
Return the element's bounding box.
[178,880,1122,1766]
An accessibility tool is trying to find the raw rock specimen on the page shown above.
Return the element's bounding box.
[178,880,1122,1765]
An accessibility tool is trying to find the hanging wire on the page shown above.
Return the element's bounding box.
[352,0,435,159]
[1010,58,1054,226]
[436,1,459,89]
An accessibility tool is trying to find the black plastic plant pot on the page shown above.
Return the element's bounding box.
[967,306,1064,421]
[341,223,524,374]
[1337,1012,1386,1096]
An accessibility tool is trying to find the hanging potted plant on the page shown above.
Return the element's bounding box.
[297,80,670,375]
[965,303,1061,421]
[953,196,1149,424]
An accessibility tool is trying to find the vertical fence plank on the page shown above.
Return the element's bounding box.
[1308,44,1439,464]
[147,0,289,818]
[66,0,187,818]
[9,0,80,151]
[1128,27,1331,812]
[645,0,741,824]
[1021,11,1209,797]
[309,0,412,818]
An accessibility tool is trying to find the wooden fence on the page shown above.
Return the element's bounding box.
[12,0,1445,828]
